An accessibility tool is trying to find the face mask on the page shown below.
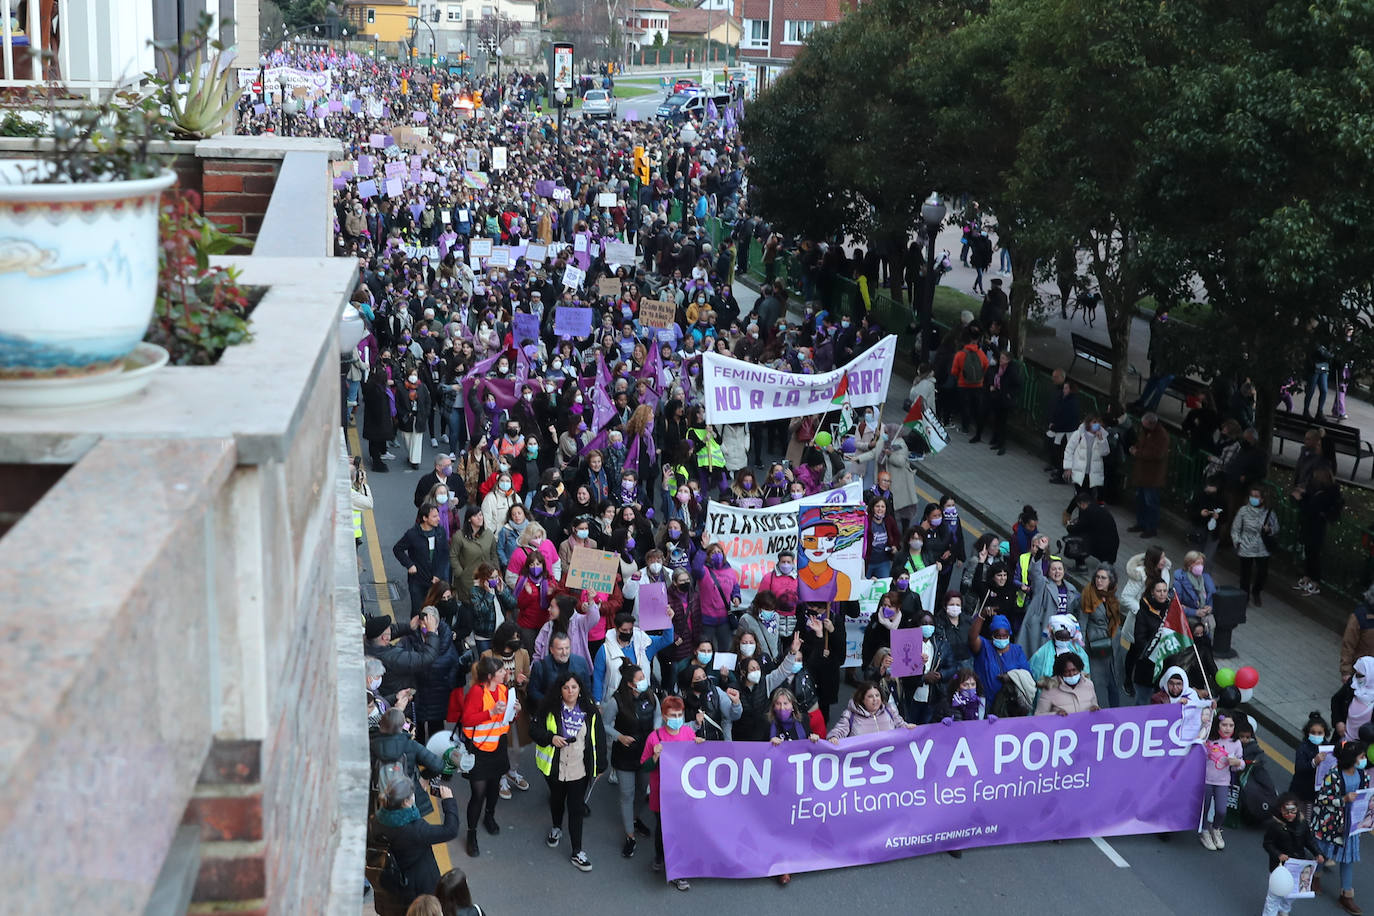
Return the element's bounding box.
[527,445,539,458]
[910,541,921,552]
[487,577,501,589]
[574,394,583,404]
[709,554,725,569]
[529,566,544,578]
[633,678,649,693]
[368,677,382,691]
[617,628,635,645]
[760,610,778,623]
[668,529,683,541]
[881,606,896,619]
[647,561,663,575]
[841,320,851,329]
[1249,497,1261,507]
[776,707,793,720]
[992,637,1010,650]
[666,715,686,730]
[436,493,449,504]
[747,669,762,684]
[677,491,691,503]
[1063,673,1082,686]
[499,481,512,492]
[1360,758,1370,771]
[1089,423,1101,432]
[790,659,805,674]
[921,624,935,639]
[1309,733,1325,746]
[777,563,794,576]
[576,529,589,540]
[696,651,713,665]
[1190,564,1205,577]
[740,643,756,658]
[485,400,496,410]
[895,579,909,591]
[742,480,754,490]
[958,688,978,703]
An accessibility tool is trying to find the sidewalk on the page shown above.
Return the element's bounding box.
[884,412,1342,743]
[927,223,1374,485]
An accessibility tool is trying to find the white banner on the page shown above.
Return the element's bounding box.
[702,335,898,424]
[842,564,939,668]
[237,66,333,95]
[704,482,862,601]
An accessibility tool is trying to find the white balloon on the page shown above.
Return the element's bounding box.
[1240,686,1255,703]
[1268,865,1295,898]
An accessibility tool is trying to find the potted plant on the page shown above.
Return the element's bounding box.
[0,87,176,404]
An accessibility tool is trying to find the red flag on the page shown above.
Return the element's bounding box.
[1164,592,1193,644]
[829,373,849,407]
[901,397,925,429]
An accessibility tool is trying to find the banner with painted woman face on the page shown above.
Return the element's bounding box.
[796,505,867,603]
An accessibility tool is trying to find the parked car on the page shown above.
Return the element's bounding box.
[581,88,617,119]
[671,78,699,93]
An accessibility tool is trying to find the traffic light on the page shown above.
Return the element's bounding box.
[432,82,441,102]
[634,146,649,185]
[410,45,418,57]
[367,8,375,22]
[401,78,409,95]
[431,9,440,21]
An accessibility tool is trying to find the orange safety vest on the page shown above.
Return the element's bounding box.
[464,684,512,751]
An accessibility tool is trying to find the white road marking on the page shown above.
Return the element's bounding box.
[1092,836,1130,868]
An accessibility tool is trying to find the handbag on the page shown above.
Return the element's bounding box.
[705,568,737,628]
[1261,510,1279,553]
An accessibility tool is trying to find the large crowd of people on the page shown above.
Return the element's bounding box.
[239,47,1374,916]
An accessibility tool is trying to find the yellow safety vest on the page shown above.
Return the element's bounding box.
[688,428,724,469]
[353,506,364,541]
[1017,552,1062,607]
[533,710,602,779]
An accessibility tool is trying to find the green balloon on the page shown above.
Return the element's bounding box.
[1215,667,1236,688]
[814,431,833,448]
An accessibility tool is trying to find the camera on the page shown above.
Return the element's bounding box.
[429,777,448,797]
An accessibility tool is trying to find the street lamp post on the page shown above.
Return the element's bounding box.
[277,74,291,135]
[920,192,947,361]
[495,46,504,109]
[554,87,567,172]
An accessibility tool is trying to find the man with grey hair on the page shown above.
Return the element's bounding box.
[528,631,592,707]
[1128,411,1170,538]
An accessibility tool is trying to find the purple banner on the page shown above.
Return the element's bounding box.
[660,705,1204,880]
[512,312,540,344]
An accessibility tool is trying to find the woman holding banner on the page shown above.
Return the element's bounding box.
[640,695,705,891]
[827,682,915,741]
[1033,654,1099,716]
[1312,740,1369,913]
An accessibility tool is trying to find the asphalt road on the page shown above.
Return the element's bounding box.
[353,285,1336,914]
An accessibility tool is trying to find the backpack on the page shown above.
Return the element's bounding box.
[960,349,986,385]
[371,743,417,813]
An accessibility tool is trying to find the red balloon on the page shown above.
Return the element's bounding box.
[1235,666,1259,690]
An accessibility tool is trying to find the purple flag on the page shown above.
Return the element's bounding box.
[660,705,1205,880]
[706,99,719,121]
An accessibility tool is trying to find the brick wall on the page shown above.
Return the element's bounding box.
[201,159,282,248]
[184,739,267,916]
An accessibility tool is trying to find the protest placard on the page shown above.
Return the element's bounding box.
[603,241,636,265]
[565,547,619,595]
[889,628,925,677]
[553,305,593,337]
[369,133,387,148]
[470,238,493,258]
[525,243,548,264]
[357,179,378,199]
[597,191,616,207]
[465,149,481,171]
[561,264,586,289]
[512,313,540,344]
[597,277,621,298]
[488,246,511,268]
[384,177,403,197]
[573,234,588,252]
[637,582,672,631]
[638,299,676,329]
[492,146,507,169]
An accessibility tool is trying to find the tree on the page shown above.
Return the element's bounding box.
[1135,0,1374,445]
[267,0,331,32]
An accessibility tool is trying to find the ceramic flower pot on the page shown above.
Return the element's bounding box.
[0,162,176,380]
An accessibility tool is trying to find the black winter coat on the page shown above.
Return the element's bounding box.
[1262,813,1323,872]
[366,630,440,698]
[370,731,446,818]
[370,796,460,904]
[363,378,395,443]
[411,621,462,723]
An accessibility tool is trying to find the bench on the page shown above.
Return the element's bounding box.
[1161,375,1210,408]
[1273,410,1374,480]
[1069,332,1114,374]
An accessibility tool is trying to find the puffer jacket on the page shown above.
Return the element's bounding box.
[1118,552,1172,650]
[826,698,908,740]
[1231,503,1277,559]
[1062,424,1111,488]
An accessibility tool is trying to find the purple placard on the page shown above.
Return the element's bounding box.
[511,312,540,346]
[636,581,671,631]
[328,99,344,113]
[357,155,374,177]
[370,133,387,149]
[421,169,438,182]
[332,177,348,190]
[535,179,557,197]
[660,705,1205,880]
[350,98,362,114]
[553,306,593,338]
[410,167,422,184]
[384,161,406,180]
[252,103,265,115]
[357,179,378,199]
[413,110,427,123]
[384,177,403,197]
[410,154,422,168]
[889,628,924,677]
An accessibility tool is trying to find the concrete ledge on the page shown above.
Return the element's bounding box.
[253,150,335,259]
[195,135,343,161]
[0,256,358,466]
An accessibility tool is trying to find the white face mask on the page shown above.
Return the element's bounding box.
[368,677,382,691]
[740,643,756,658]
[746,669,762,685]
[946,605,961,620]
[648,561,662,574]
